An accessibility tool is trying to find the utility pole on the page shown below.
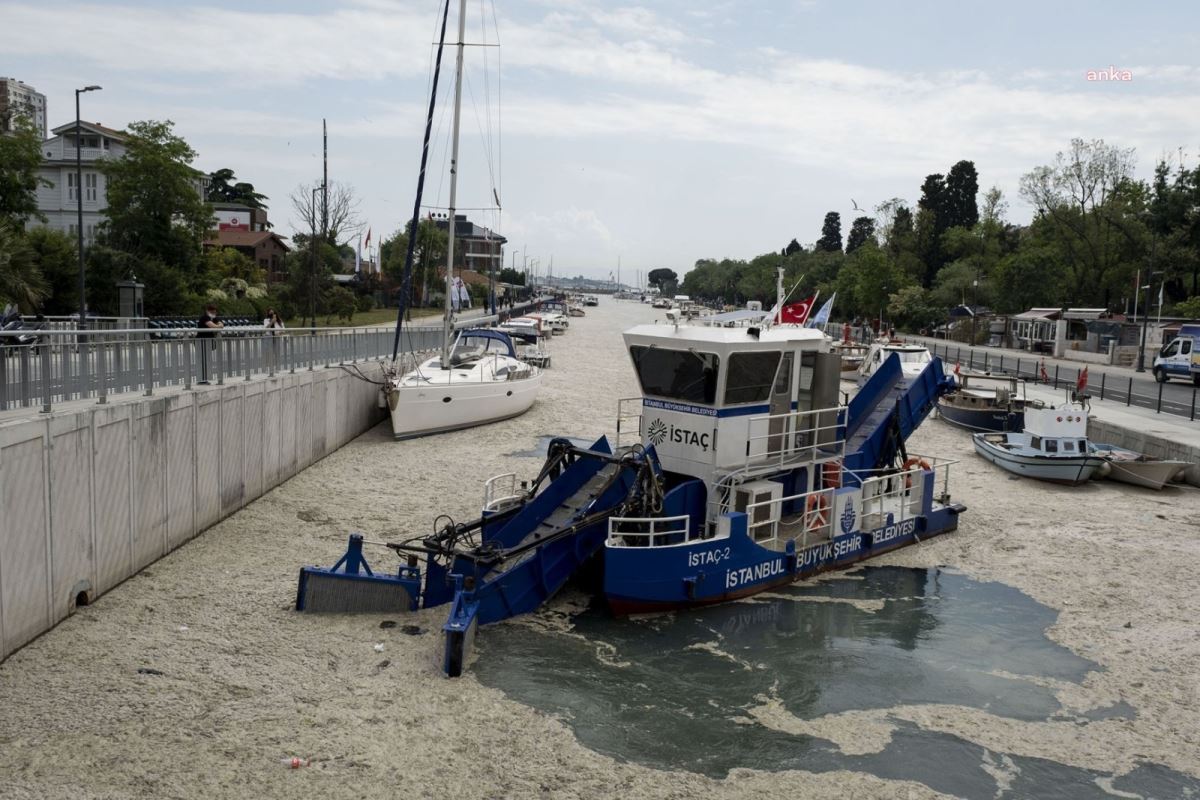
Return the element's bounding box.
[74,85,101,329]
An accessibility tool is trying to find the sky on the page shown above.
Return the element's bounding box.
[3,0,1200,281]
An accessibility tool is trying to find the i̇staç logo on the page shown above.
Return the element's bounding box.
[648,419,668,445]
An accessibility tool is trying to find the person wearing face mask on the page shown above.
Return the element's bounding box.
[196,304,224,384]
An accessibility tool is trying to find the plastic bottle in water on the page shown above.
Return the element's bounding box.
[281,757,310,769]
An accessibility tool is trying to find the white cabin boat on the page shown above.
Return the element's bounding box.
[972,403,1108,485]
[857,341,932,385]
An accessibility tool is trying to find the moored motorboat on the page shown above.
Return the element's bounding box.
[1088,443,1189,490]
[858,340,932,385]
[972,403,1108,485]
[938,372,1042,432]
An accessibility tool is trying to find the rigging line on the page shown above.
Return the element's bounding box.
[391,0,453,363]
[479,0,495,205]
[463,72,499,199]
[489,0,502,221]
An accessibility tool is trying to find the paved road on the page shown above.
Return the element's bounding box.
[905,334,1200,421]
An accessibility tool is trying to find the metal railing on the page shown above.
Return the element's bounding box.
[926,340,1200,422]
[741,405,846,472]
[606,514,693,548]
[0,325,445,414]
[482,472,524,513]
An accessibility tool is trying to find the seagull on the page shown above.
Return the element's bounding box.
[851,198,863,211]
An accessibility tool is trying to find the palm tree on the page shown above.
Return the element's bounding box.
[0,224,48,311]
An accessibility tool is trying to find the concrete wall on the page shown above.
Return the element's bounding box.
[0,365,385,662]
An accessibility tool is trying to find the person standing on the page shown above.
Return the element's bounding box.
[263,308,284,370]
[196,304,223,384]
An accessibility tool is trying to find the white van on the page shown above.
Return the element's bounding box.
[1153,323,1200,385]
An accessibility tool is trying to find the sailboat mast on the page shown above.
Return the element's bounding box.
[442,0,468,368]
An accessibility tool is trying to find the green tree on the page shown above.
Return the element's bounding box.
[815,212,843,253]
[845,216,875,254]
[1174,295,1200,319]
[203,246,265,285]
[24,227,78,315]
[0,223,48,310]
[888,285,941,332]
[207,167,269,211]
[647,268,678,292]
[944,160,980,230]
[324,285,357,323]
[99,120,213,282]
[383,219,447,307]
[783,238,802,256]
[0,119,50,225]
[498,267,526,285]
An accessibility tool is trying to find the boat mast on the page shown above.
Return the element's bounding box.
[442,0,468,369]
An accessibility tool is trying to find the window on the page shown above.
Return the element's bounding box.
[630,345,719,404]
[1183,340,1193,356]
[1162,341,1179,357]
[1063,441,1075,452]
[1078,440,1087,452]
[724,351,782,404]
[1030,436,1041,450]
[85,173,97,201]
[67,172,76,200]
[1045,439,1058,453]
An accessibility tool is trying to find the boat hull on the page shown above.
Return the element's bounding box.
[972,434,1105,485]
[1090,444,1189,490]
[938,401,1023,432]
[605,505,963,614]
[389,372,542,439]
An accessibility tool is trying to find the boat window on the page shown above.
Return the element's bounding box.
[1063,441,1075,452]
[724,352,782,404]
[630,345,720,404]
[1031,436,1041,450]
[1045,439,1058,453]
[1079,439,1088,452]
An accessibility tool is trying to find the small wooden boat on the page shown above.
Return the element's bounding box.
[939,372,1042,432]
[1088,443,1189,490]
[972,403,1108,485]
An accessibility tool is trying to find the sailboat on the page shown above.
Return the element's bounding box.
[384,0,542,439]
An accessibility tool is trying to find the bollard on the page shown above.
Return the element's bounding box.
[1099,372,1105,401]
[999,354,1004,372]
[1156,380,1163,414]
[1192,388,1196,422]
[1053,365,1059,389]
[1126,377,1132,406]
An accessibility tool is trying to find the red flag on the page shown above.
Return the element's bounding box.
[777,295,816,325]
[954,362,961,378]
[1039,359,1049,383]
[1076,366,1088,394]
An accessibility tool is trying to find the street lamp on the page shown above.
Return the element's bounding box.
[75,84,101,329]
[1135,231,1161,373]
[310,186,321,329]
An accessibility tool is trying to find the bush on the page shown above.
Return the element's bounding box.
[356,294,375,313]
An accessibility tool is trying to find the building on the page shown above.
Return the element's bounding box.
[432,213,506,274]
[32,120,128,244]
[0,77,47,139]
[212,202,270,232]
[204,229,291,278]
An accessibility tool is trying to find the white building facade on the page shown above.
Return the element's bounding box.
[32,121,127,244]
[0,77,47,139]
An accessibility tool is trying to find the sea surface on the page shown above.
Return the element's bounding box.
[476,567,1200,799]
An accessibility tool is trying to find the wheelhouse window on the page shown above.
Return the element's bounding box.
[724,351,782,404]
[1045,439,1058,453]
[630,345,719,404]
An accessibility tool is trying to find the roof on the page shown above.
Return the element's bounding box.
[1062,308,1107,320]
[49,120,126,139]
[1013,308,1061,321]
[623,322,825,350]
[205,229,290,250]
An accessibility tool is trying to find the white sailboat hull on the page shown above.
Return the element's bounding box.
[388,365,542,439]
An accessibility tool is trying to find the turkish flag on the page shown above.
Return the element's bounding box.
[1076,366,1088,394]
[777,295,816,325]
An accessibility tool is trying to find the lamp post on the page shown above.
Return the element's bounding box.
[75,84,101,329]
[1135,236,1160,373]
[310,186,320,330]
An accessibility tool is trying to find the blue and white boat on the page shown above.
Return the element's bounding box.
[972,403,1108,485]
[303,283,965,674]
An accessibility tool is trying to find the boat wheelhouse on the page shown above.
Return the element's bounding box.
[938,372,1042,432]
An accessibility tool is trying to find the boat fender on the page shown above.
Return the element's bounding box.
[684,576,698,600]
[805,494,830,531]
[902,457,932,488]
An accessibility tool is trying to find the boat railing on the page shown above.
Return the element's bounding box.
[615,397,644,451]
[606,514,694,548]
[740,405,846,474]
[482,472,524,513]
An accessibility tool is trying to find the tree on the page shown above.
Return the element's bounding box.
[24,227,77,315]
[383,219,447,307]
[498,267,526,286]
[324,285,357,324]
[207,167,269,213]
[888,285,941,331]
[99,120,213,281]
[0,118,50,225]
[0,223,48,311]
[944,160,980,230]
[647,268,678,291]
[1175,295,1200,319]
[815,212,843,253]
[1019,138,1140,305]
[783,238,802,256]
[203,246,266,285]
[291,181,361,246]
[845,216,875,254]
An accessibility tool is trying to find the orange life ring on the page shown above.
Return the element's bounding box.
[805,493,830,531]
[902,457,932,487]
[822,460,842,489]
